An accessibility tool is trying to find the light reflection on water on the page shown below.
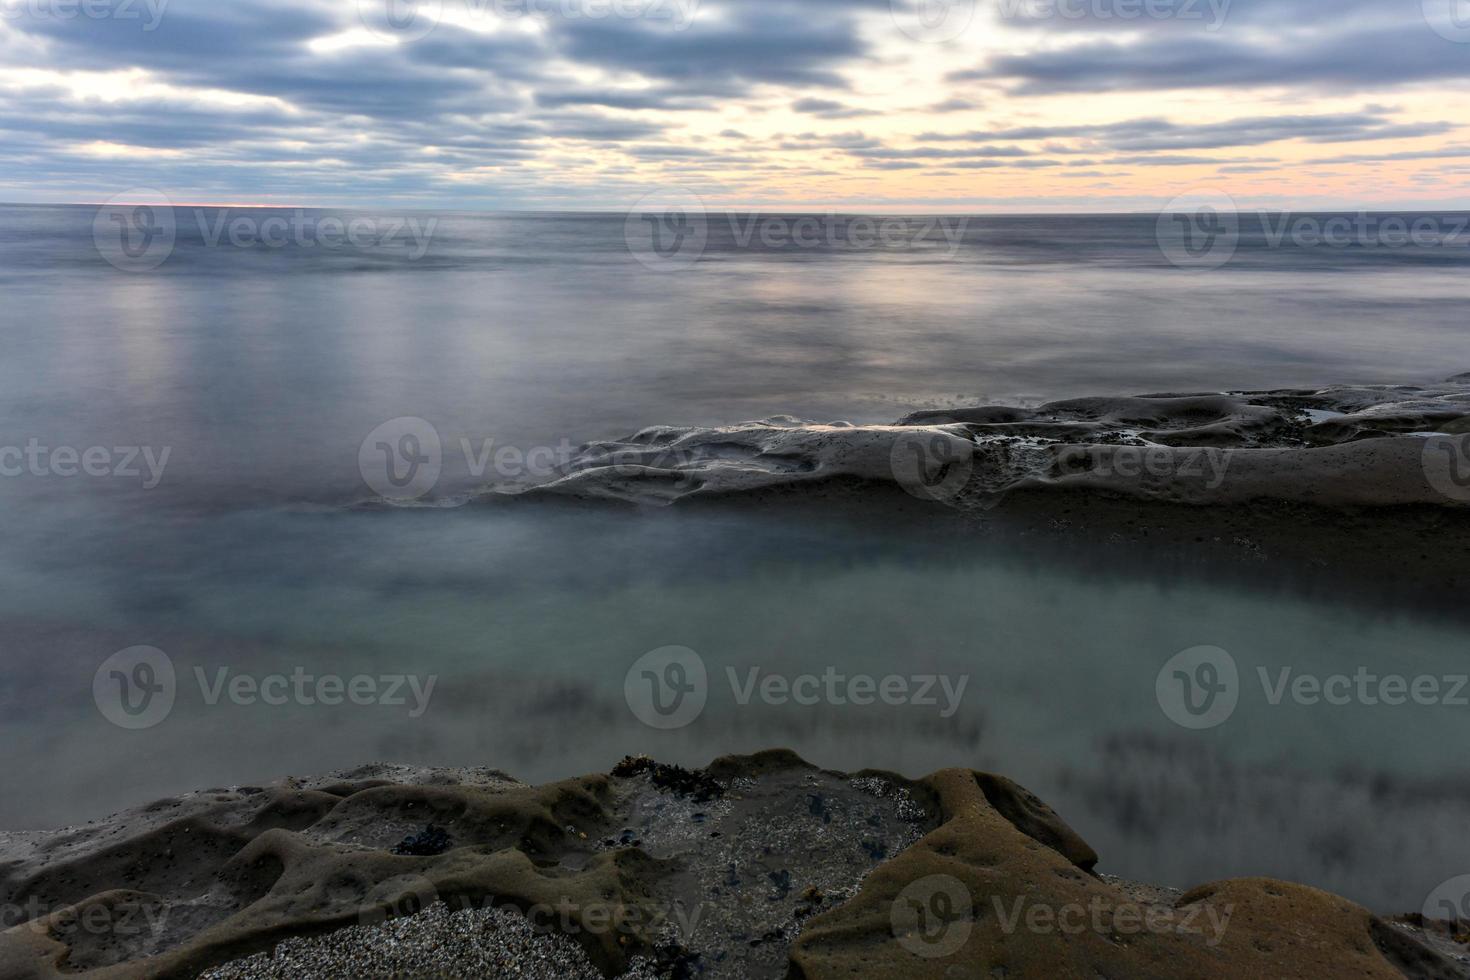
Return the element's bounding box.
[1,206,1469,914]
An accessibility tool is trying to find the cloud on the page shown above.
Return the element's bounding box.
[0,0,1464,207]
[791,97,879,119]
[915,109,1455,153]
[959,20,1470,94]
[550,4,868,90]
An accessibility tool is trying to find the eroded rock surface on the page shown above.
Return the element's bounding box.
[0,753,1465,979]
[483,376,1470,510]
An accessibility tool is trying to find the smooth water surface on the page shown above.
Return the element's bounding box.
[1,205,1468,913]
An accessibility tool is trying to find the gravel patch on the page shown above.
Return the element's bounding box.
[200,903,665,980]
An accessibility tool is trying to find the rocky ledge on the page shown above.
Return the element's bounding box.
[482,375,1470,510]
[1,752,1466,979]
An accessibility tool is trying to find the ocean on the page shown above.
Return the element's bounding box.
[1,203,1467,911]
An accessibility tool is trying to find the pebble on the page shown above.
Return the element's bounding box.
[200,904,665,980]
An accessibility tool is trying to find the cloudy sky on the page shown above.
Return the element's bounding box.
[2,0,1469,210]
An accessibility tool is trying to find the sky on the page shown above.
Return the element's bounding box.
[1,0,1469,211]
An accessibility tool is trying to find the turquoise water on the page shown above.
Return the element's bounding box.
[1,499,1467,912]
